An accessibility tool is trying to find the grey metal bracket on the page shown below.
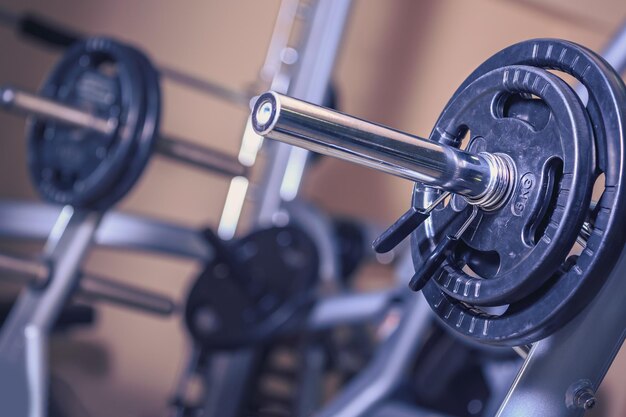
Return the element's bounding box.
[0,207,102,417]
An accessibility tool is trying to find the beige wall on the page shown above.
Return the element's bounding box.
[0,1,625,416]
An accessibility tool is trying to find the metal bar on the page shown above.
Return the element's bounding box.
[257,0,301,86]
[253,0,353,227]
[0,250,176,316]
[155,135,247,177]
[0,253,176,316]
[495,244,626,417]
[512,345,531,360]
[296,345,327,415]
[170,345,201,417]
[306,289,399,330]
[252,91,498,200]
[218,0,308,238]
[200,350,258,417]
[0,251,48,286]
[314,294,432,417]
[157,66,250,106]
[0,86,245,178]
[77,274,176,316]
[602,20,626,75]
[219,0,354,238]
[0,200,212,261]
[0,207,101,417]
[0,86,115,134]
[276,0,353,203]
[0,6,251,107]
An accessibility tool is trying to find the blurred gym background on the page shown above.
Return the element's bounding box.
[0,1,624,416]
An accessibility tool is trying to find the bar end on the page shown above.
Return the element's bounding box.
[251,91,280,136]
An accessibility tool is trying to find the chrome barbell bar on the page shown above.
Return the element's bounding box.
[251,91,515,210]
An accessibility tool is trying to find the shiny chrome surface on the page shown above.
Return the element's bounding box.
[0,86,115,134]
[253,0,353,227]
[252,91,515,206]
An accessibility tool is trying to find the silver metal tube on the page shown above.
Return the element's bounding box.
[602,20,626,75]
[78,274,176,316]
[0,207,101,417]
[0,86,245,178]
[157,66,250,106]
[314,294,432,417]
[253,0,353,226]
[307,289,398,330]
[0,86,115,134]
[0,250,176,316]
[0,6,251,107]
[0,200,213,261]
[155,135,247,177]
[0,252,48,286]
[252,91,502,200]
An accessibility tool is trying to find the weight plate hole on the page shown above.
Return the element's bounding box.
[592,172,605,202]
[524,158,563,246]
[474,304,509,316]
[460,127,472,150]
[458,241,501,279]
[492,92,551,131]
[548,69,589,107]
[97,61,118,77]
[573,171,605,252]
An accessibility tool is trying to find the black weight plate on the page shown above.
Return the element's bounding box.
[185,225,319,349]
[93,41,160,209]
[427,65,593,306]
[414,39,626,346]
[28,37,145,209]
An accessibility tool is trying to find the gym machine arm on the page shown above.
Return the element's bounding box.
[0,208,101,417]
[0,200,211,260]
[0,86,247,178]
[0,201,396,329]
